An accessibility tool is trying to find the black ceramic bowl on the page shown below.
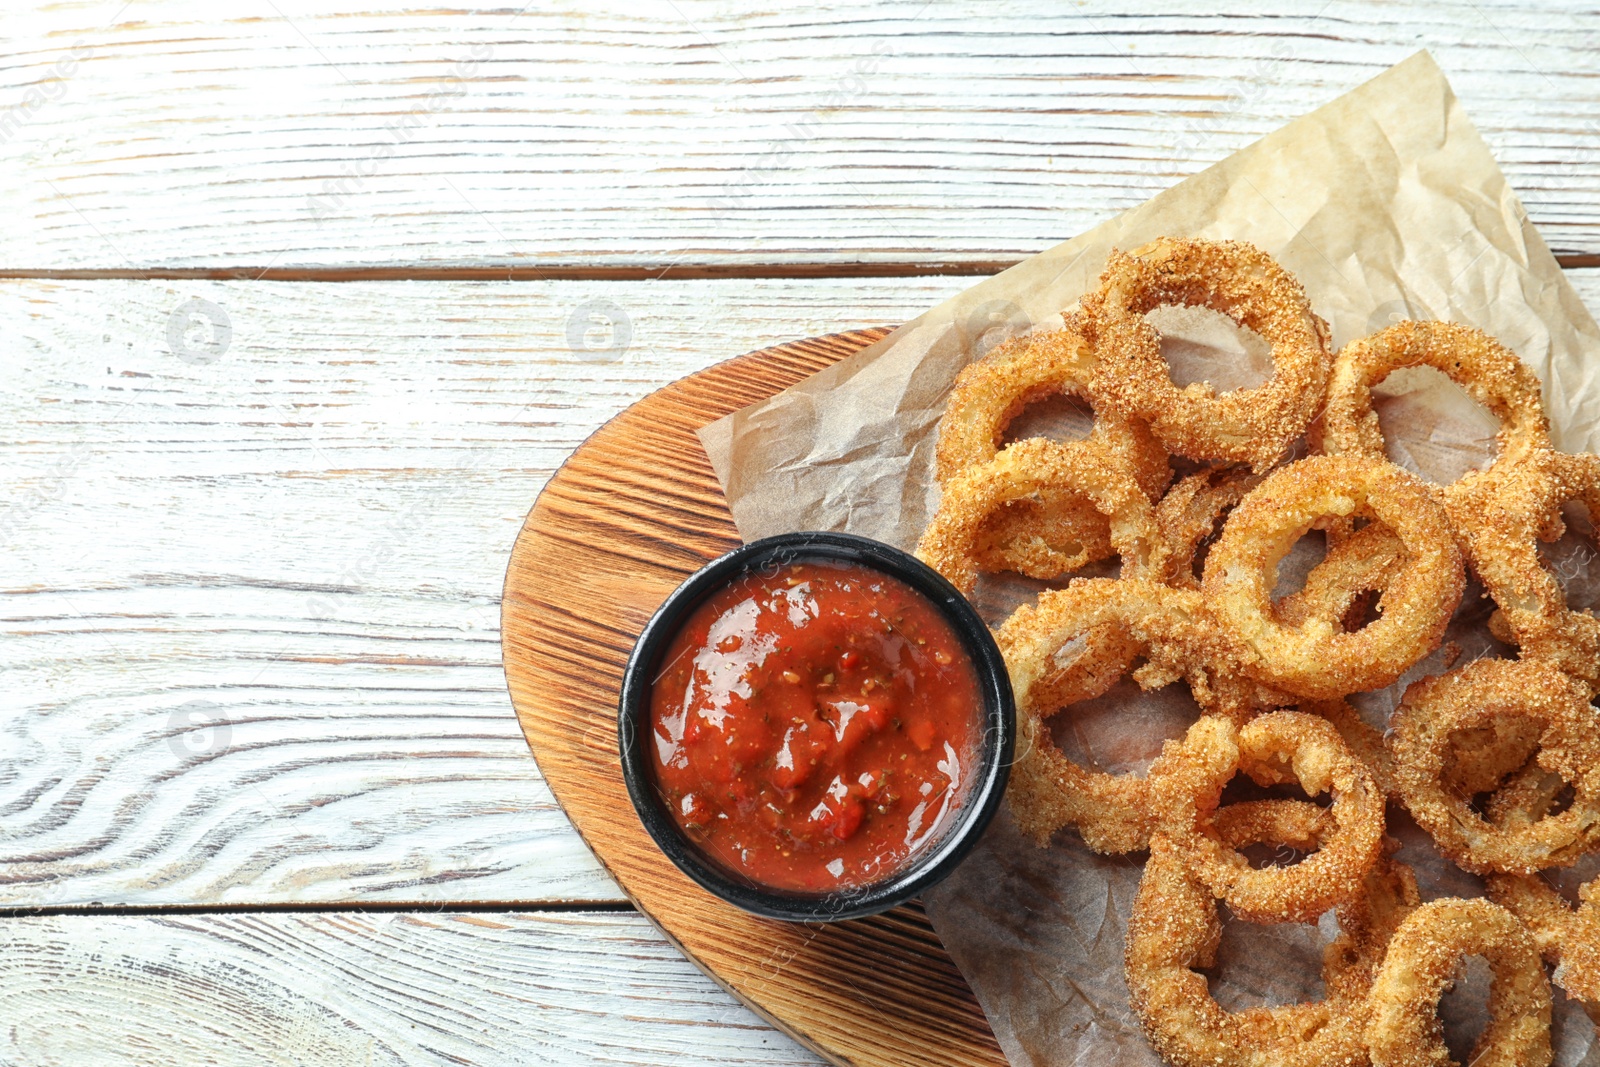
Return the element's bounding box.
[618,531,1014,922]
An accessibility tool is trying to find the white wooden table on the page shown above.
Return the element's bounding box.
[2,3,1596,1062]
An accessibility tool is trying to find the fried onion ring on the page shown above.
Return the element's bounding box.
[1485,760,1600,1007]
[1200,454,1464,698]
[1465,450,1600,682]
[1486,870,1600,1008]
[935,328,1098,481]
[1390,657,1600,875]
[1080,237,1331,471]
[1318,319,1552,499]
[1365,897,1552,1067]
[1212,798,1331,853]
[1482,757,1568,830]
[1000,579,1253,853]
[936,326,1172,580]
[917,437,1171,593]
[1147,711,1385,923]
[1125,831,1410,1067]
[935,325,1168,491]
[903,235,1600,1064]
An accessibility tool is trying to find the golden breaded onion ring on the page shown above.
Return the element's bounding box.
[1483,757,1570,831]
[1487,869,1600,1013]
[1485,761,1600,1008]
[1000,579,1253,854]
[917,437,1171,593]
[1158,467,1407,633]
[935,328,1097,482]
[1210,797,1331,853]
[1390,657,1600,875]
[936,326,1171,580]
[935,325,1166,487]
[1365,897,1552,1067]
[1080,237,1332,471]
[1200,454,1463,698]
[1147,711,1385,924]
[1318,319,1552,500]
[1466,450,1600,682]
[1124,829,1413,1067]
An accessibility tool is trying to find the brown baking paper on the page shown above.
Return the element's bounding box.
[698,51,1600,1064]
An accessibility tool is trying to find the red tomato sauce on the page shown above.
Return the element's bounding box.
[648,559,982,892]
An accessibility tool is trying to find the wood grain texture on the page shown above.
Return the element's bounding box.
[502,330,1004,1067]
[0,276,972,907]
[2,1,1597,270]
[4,8,1595,1061]
[0,910,825,1066]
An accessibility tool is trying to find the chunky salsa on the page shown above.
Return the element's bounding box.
[648,559,981,892]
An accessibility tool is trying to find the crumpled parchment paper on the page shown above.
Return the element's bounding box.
[697,51,1600,1065]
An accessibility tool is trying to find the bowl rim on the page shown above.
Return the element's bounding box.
[617,530,1015,922]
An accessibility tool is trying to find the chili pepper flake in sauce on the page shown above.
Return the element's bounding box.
[648,559,981,892]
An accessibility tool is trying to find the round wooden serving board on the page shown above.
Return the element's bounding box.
[501,329,1006,1067]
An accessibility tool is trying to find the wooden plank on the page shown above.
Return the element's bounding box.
[0,909,825,1066]
[0,276,972,907]
[502,329,1004,1067]
[1,1,1597,270]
